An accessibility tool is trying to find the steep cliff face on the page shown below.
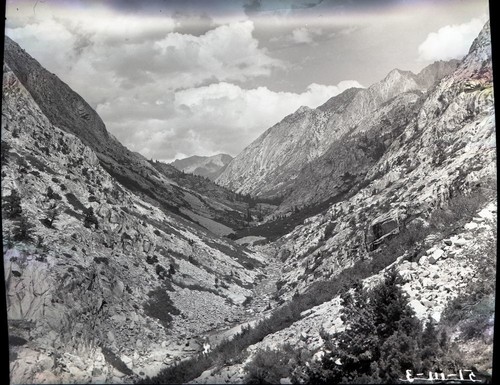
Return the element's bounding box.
[2,62,266,383]
[3,37,250,235]
[171,154,233,181]
[275,21,495,298]
[216,61,458,198]
[278,90,424,212]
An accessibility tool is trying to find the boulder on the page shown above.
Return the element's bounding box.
[464,222,478,230]
[422,299,434,308]
[409,300,427,318]
[428,248,444,264]
[477,208,494,221]
[452,237,468,247]
[426,246,437,256]
[431,312,441,323]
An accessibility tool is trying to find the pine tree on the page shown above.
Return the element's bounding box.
[309,270,425,384]
[46,186,55,200]
[420,316,442,372]
[13,213,34,241]
[3,188,22,219]
[1,140,11,166]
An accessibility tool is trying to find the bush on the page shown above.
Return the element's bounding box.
[146,255,159,265]
[42,203,59,228]
[84,207,99,229]
[93,257,109,265]
[244,348,290,384]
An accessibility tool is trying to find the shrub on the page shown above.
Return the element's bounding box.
[442,238,496,331]
[146,255,159,265]
[84,207,98,229]
[46,186,62,200]
[155,264,169,280]
[65,193,86,212]
[93,257,109,266]
[244,348,290,384]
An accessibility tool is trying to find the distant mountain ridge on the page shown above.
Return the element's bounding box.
[216,60,460,198]
[3,36,251,234]
[171,153,233,181]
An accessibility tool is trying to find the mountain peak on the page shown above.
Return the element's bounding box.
[296,105,311,114]
[171,153,233,180]
[383,68,415,83]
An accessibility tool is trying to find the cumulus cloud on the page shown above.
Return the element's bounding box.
[5,3,363,162]
[153,20,284,87]
[418,15,487,61]
[102,80,363,162]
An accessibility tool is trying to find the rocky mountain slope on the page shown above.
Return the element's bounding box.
[180,23,495,384]
[216,60,459,198]
[2,54,269,383]
[274,21,495,298]
[192,200,496,383]
[171,154,233,181]
[3,37,251,235]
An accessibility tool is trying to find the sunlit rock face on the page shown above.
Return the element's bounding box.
[216,60,459,200]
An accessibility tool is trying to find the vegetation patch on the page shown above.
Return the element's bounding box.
[9,335,28,347]
[93,257,109,265]
[65,193,86,212]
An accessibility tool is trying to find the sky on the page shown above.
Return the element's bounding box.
[4,0,490,162]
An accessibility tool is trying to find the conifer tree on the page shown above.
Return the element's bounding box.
[13,213,34,242]
[3,188,22,219]
[308,269,425,384]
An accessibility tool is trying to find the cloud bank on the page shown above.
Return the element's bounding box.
[99,80,363,162]
[418,16,487,61]
[6,6,363,162]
